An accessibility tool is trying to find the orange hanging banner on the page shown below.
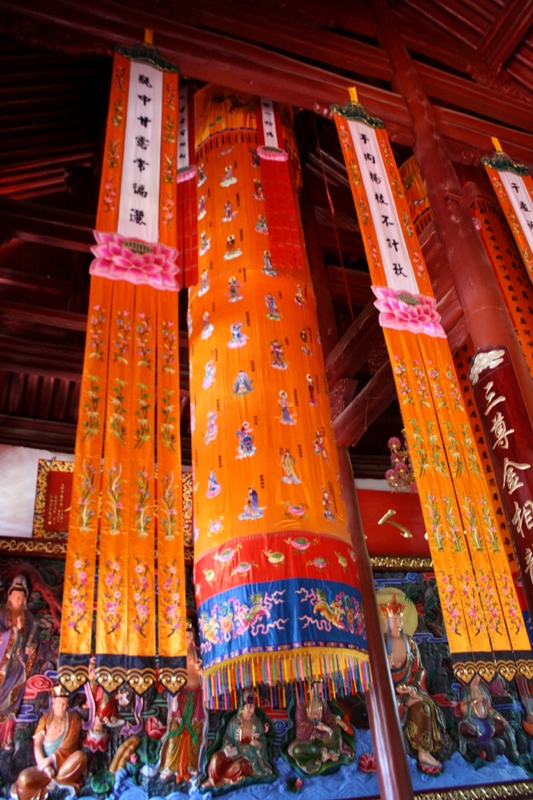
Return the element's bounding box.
[60,44,187,695]
[332,96,532,681]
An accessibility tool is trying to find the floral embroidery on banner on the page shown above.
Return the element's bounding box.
[427,361,448,409]
[439,572,461,635]
[106,462,124,535]
[66,555,90,634]
[444,495,462,552]
[442,421,464,478]
[109,378,127,445]
[115,64,126,93]
[82,376,102,440]
[499,573,523,635]
[136,314,152,368]
[113,310,131,364]
[426,420,448,477]
[89,305,106,360]
[412,360,431,408]
[461,424,482,477]
[462,494,483,551]
[134,383,151,448]
[132,559,151,636]
[112,100,124,129]
[372,286,446,338]
[161,560,181,635]
[478,571,502,635]
[160,389,177,452]
[394,356,414,406]
[90,232,180,291]
[103,178,117,212]
[407,419,429,475]
[445,365,464,411]
[76,460,98,531]
[161,321,176,373]
[425,493,445,551]
[480,497,500,553]
[134,467,152,537]
[107,139,120,168]
[458,572,483,635]
[162,195,175,227]
[159,472,179,540]
[103,557,123,634]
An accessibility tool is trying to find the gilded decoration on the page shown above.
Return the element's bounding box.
[481,151,529,176]
[414,782,533,799]
[370,556,432,570]
[33,459,73,540]
[329,100,386,128]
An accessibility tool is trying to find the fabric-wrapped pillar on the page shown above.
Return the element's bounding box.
[189,86,369,707]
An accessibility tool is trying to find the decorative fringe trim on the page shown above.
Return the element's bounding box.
[202,648,370,709]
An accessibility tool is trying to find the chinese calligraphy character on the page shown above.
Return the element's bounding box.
[392,263,407,276]
[360,134,369,144]
[520,201,531,213]
[381,215,393,227]
[133,183,147,197]
[130,209,146,225]
[386,238,399,251]
[510,183,520,193]
[363,153,375,164]
[369,172,381,184]
[490,411,514,449]
[135,135,149,150]
[503,458,530,495]
[134,158,149,172]
[483,381,505,415]
[138,74,152,88]
[138,94,152,106]
[512,500,533,538]
[374,193,388,205]
[138,116,151,128]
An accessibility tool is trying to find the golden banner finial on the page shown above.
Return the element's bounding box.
[348,86,358,103]
[144,28,153,45]
[491,136,503,152]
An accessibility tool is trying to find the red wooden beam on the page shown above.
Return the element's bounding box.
[477,0,533,74]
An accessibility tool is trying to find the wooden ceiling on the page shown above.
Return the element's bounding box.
[0,0,532,477]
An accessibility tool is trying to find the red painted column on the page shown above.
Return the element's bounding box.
[302,170,414,800]
[338,448,414,800]
[373,0,533,432]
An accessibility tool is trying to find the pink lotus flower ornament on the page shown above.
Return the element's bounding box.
[90,231,181,291]
[372,285,445,338]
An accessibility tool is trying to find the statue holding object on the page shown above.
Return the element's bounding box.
[201,696,274,792]
[378,589,450,775]
[159,620,205,783]
[13,684,87,800]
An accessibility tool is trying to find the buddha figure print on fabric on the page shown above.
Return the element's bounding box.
[189,86,369,707]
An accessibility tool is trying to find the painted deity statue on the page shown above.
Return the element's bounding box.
[202,698,273,791]
[159,622,205,783]
[0,575,38,750]
[285,695,354,776]
[458,674,519,763]
[82,656,124,756]
[14,685,87,800]
[380,593,449,774]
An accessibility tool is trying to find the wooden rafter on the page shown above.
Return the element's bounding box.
[477,0,533,74]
